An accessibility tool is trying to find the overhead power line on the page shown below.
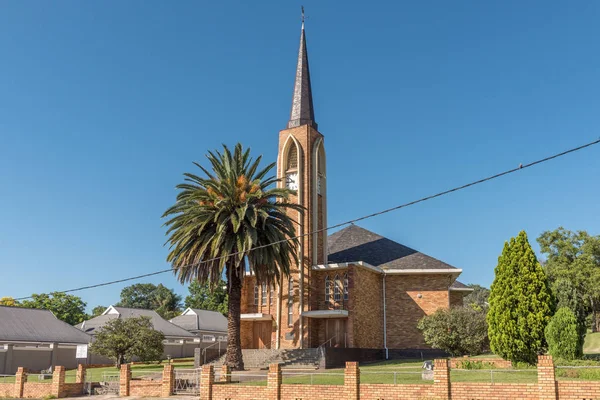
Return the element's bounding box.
[13,137,600,301]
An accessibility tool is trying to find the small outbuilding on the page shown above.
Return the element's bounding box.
[0,306,91,374]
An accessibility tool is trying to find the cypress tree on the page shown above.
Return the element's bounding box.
[487,231,555,364]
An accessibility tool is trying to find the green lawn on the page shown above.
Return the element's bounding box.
[584,332,600,355]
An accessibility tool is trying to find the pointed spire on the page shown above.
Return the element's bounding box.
[287,7,317,130]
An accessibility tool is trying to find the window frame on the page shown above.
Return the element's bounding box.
[343,273,349,301]
[334,274,341,302]
[287,277,294,327]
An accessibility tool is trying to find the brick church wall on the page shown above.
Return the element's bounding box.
[449,291,465,307]
[347,265,384,349]
[385,274,453,349]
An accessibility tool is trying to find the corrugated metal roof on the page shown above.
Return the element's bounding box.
[76,307,195,338]
[170,309,227,333]
[0,306,91,344]
[328,225,459,271]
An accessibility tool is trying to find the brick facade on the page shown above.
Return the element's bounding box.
[386,274,454,349]
[449,291,465,307]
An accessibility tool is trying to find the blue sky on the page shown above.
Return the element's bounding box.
[1,1,599,311]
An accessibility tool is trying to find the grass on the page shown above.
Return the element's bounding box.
[584,332,600,355]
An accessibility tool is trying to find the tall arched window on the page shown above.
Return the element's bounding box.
[325,276,331,305]
[334,274,341,302]
[287,278,294,326]
[287,146,298,171]
[343,273,349,301]
[254,284,259,306]
[270,284,274,305]
[261,282,267,306]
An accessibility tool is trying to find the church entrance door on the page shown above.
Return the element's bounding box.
[253,321,272,349]
[325,319,347,348]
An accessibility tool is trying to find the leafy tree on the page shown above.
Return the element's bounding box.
[537,228,600,331]
[21,292,87,325]
[418,306,488,356]
[464,284,490,311]
[163,144,301,370]
[117,283,182,319]
[89,316,164,367]
[552,278,587,339]
[185,280,228,316]
[545,307,583,360]
[0,297,18,307]
[91,306,106,317]
[487,231,554,364]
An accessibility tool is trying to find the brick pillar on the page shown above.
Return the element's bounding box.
[267,364,282,400]
[344,361,360,400]
[120,364,131,397]
[433,359,450,400]
[75,364,85,384]
[199,365,214,400]
[14,367,27,398]
[220,364,231,383]
[538,355,557,400]
[161,364,174,397]
[51,366,65,398]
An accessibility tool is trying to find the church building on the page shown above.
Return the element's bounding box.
[239,18,472,352]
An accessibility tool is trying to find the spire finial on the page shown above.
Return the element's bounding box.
[286,7,317,130]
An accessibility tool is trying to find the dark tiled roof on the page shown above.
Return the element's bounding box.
[327,225,459,271]
[170,309,227,333]
[0,306,91,344]
[76,307,195,338]
[450,281,473,290]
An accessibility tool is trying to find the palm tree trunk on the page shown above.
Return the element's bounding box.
[225,262,245,370]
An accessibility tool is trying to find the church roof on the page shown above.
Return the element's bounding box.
[287,18,317,130]
[327,225,459,271]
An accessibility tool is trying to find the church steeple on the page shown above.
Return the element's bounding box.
[287,8,317,130]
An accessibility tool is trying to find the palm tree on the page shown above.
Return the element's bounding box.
[163,144,301,370]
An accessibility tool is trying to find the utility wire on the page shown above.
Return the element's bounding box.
[13,138,600,301]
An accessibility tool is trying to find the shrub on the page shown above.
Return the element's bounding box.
[546,307,583,360]
[487,231,554,365]
[418,306,488,356]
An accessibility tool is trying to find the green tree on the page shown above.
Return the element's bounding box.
[185,280,228,316]
[0,297,18,307]
[89,316,164,367]
[537,228,600,331]
[464,284,490,311]
[91,306,106,317]
[552,278,587,339]
[418,306,488,356]
[487,231,554,364]
[163,144,301,370]
[545,307,582,360]
[21,292,88,325]
[117,283,182,319]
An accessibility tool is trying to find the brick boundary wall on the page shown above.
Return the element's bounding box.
[4,355,600,398]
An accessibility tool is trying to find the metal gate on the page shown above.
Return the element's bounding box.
[173,369,201,395]
[84,370,120,395]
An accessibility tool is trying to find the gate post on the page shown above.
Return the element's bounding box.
[220,365,231,383]
[267,363,281,400]
[200,365,214,400]
[76,364,86,384]
[162,364,174,397]
[433,359,451,400]
[51,366,66,398]
[538,355,557,400]
[344,362,359,400]
[15,367,27,398]
[120,364,131,397]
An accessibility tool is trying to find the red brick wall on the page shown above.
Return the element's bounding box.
[62,383,84,397]
[557,381,600,399]
[22,382,53,398]
[451,383,538,399]
[0,383,15,397]
[281,384,342,399]
[212,384,267,399]
[360,384,433,399]
[129,380,162,397]
[385,274,454,348]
